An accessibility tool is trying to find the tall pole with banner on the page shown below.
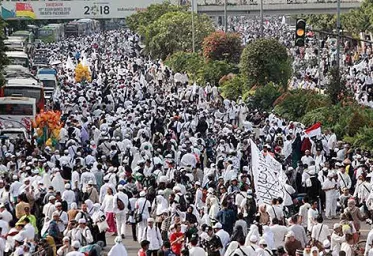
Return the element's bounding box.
[224,0,228,32]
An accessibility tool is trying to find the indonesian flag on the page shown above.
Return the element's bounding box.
[16,3,36,19]
[305,122,322,137]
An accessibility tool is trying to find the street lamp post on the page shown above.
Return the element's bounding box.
[336,0,341,72]
[260,0,264,37]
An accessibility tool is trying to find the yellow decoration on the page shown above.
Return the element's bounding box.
[45,138,52,146]
[75,63,91,83]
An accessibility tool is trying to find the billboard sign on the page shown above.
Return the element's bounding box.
[1,0,177,20]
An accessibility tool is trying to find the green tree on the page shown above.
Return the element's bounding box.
[126,2,187,33]
[202,31,242,64]
[325,67,347,105]
[0,18,9,85]
[144,11,214,59]
[305,14,337,31]
[240,38,292,90]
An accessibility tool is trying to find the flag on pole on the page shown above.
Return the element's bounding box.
[305,122,322,138]
[250,139,285,205]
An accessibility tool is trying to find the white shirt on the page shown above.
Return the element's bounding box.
[340,242,353,256]
[337,171,352,189]
[72,227,94,245]
[62,190,75,208]
[283,184,296,206]
[135,197,151,219]
[307,208,319,232]
[311,223,330,243]
[298,203,311,228]
[270,224,288,249]
[101,194,114,213]
[188,246,206,256]
[42,203,56,220]
[142,225,162,250]
[66,252,85,256]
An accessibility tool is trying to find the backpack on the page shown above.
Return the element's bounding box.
[117,198,125,211]
[178,194,188,212]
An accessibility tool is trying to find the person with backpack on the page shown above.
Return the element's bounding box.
[142,218,163,256]
[113,184,129,239]
[174,186,188,212]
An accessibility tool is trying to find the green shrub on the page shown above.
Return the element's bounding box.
[273,90,329,121]
[248,83,281,111]
[220,75,247,100]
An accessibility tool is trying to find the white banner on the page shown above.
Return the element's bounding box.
[250,139,285,205]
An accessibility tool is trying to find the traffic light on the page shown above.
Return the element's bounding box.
[295,19,306,47]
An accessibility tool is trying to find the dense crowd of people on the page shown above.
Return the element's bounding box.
[1,17,373,256]
[227,16,373,107]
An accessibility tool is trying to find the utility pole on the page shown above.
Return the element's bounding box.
[191,0,196,53]
[336,0,341,72]
[260,0,264,37]
[224,0,228,32]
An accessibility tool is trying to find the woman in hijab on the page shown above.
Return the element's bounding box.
[230,225,245,243]
[92,203,107,247]
[108,236,128,256]
[224,241,239,256]
[51,169,65,194]
[209,197,219,224]
[261,225,275,250]
[258,204,270,227]
[245,223,260,246]
[101,187,116,234]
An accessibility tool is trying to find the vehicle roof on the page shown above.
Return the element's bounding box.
[37,68,57,75]
[6,78,41,86]
[4,65,30,73]
[37,74,56,80]
[0,97,36,104]
[12,30,30,35]
[5,51,28,58]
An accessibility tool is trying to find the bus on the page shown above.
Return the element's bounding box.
[0,97,36,134]
[4,36,27,52]
[5,51,30,68]
[1,78,45,112]
[38,24,65,43]
[65,21,84,37]
[37,68,58,99]
[11,30,35,44]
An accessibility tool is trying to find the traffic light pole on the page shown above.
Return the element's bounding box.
[336,0,341,72]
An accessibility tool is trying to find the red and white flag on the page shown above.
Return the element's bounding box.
[305,122,322,137]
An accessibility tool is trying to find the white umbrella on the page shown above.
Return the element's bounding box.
[50,60,62,65]
[174,72,183,82]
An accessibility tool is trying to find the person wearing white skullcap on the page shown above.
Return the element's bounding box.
[71,219,93,246]
[135,190,151,240]
[213,222,230,255]
[322,171,338,219]
[62,183,75,210]
[108,236,128,256]
[113,184,129,239]
[66,240,85,256]
[141,218,162,254]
